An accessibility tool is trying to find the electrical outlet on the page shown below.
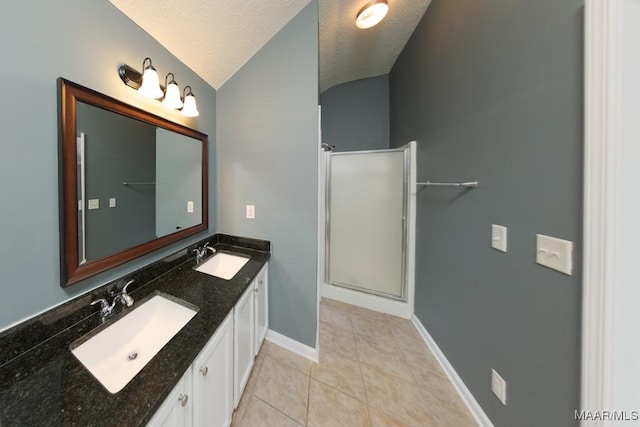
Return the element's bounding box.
[187,201,194,213]
[491,369,507,405]
[246,205,255,219]
[109,198,116,208]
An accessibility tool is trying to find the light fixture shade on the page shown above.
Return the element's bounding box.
[356,0,389,29]
[181,86,199,117]
[162,81,184,109]
[138,58,164,99]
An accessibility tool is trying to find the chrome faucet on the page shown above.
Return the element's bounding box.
[193,242,216,264]
[91,298,116,322]
[91,279,135,322]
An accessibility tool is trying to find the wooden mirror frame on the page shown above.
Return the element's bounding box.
[58,78,208,287]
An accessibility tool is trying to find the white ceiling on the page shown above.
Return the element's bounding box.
[109,0,431,92]
[320,0,431,92]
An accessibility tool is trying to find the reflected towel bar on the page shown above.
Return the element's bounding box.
[122,181,156,186]
[417,181,479,188]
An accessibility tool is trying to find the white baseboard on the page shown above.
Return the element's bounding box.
[411,315,493,427]
[266,329,319,363]
[322,283,413,319]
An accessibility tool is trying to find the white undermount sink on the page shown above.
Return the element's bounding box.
[70,292,198,394]
[195,252,250,280]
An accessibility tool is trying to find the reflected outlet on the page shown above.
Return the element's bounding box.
[246,205,255,219]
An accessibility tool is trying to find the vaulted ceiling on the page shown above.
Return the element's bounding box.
[109,0,431,92]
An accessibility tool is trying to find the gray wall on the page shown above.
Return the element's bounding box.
[156,129,203,238]
[0,0,216,331]
[389,0,583,425]
[78,102,157,261]
[320,75,390,152]
[217,1,319,347]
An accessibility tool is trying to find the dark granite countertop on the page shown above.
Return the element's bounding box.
[0,236,269,426]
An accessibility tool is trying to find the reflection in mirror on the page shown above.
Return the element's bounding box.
[59,78,208,287]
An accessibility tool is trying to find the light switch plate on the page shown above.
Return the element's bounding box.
[109,198,116,208]
[88,199,99,210]
[246,205,255,219]
[491,369,507,405]
[491,224,507,252]
[187,201,194,213]
[536,234,573,275]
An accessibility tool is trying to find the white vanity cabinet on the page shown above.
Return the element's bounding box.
[146,314,233,427]
[147,369,193,427]
[148,261,269,426]
[192,312,234,427]
[233,284,255,407]
[254,264,268,355]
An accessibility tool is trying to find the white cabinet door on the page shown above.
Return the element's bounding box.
[192,312,234,427]
[254,263,269,355]
[233,285,255,407]
[146,369,192,427]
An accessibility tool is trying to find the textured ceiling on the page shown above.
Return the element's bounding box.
[109,0,432,92]
[109,0,312,90]
[320,0,432,92]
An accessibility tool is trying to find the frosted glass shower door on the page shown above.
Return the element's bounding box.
[328,150,407,299]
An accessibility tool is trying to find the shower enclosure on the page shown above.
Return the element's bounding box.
[326,147,410,301]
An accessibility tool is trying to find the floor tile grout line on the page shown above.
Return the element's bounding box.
[251,394,306,426]
[310,368,368,405]
[263,349,312,377]
[350,310,376,427]
[305,368,312,426]
[356,353,374,427]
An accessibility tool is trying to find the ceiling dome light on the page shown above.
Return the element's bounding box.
[181,86,199,117]
[162,73,184,109]
[356,0,389,29]
[138,57,164,99]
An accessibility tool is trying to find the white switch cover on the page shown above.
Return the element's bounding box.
[88,199,99,210]
[491,369,507,405]
[187,201,194,213]
[491,224,508,252]
[536,234,573,275]
[109,198,116,208]
[246,205,255,219]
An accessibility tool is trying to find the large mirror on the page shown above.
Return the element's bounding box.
[58,78,208,287]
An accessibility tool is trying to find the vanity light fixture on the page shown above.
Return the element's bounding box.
[161,73,184,109]
[355,0,389,29]
[137,57,164,99]
[118,57,201,117]
[181,86,199,117]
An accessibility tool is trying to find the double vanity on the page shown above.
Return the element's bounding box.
[0,233,270,426]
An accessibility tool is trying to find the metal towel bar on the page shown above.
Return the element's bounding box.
[122,181,156,186]
[416,181,479,188]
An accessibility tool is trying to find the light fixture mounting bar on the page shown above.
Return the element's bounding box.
[118,64,166,92]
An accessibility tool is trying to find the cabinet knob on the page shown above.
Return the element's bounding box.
[200,366,209,376]
[178,394,189,407]
[254,287,259,293]
[258,280,263,285]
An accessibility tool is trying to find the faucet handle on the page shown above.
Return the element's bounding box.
[91,298,109,309]
[123,279,135,294]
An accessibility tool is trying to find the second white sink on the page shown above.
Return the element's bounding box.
[195,252,250,280]
[71,292,198,394]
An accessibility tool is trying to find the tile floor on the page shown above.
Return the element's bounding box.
[231,298,477,427]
